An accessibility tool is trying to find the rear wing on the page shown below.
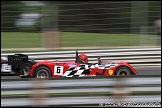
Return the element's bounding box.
[8,54,28,66]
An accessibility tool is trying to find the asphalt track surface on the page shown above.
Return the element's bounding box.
[1,66,161,79]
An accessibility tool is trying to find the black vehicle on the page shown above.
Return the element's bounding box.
[1,54,35,75]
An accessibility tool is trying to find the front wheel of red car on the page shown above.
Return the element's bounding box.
[34,66,52,78]
[115,67,132,75]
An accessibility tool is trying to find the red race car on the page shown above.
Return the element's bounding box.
[7,51,138,78]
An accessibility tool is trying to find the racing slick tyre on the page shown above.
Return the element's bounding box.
[20,61,34,78]
[34,66,52,78]
[115,66,132,75]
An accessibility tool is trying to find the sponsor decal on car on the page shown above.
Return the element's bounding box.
[108,70,113,75]
[68,63,77,67]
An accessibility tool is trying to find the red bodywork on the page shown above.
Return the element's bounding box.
[29,60,138,78]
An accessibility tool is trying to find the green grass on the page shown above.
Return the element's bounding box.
[1,32,42,48]
[1,32,156,48]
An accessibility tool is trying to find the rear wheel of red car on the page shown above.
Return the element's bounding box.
[34,66,52,78]
[115,67,132,75]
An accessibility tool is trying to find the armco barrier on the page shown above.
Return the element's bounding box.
[1,76,161,107]
[1,47,161,66]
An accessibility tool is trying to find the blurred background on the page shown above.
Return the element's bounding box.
[1,1,161,107]
[1,1,161,51]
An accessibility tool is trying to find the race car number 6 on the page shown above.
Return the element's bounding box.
[54,66,63,75]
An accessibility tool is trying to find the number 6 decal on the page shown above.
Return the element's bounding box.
[54,66,63,75]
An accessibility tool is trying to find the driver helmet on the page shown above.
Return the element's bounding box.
[78,54,88,63]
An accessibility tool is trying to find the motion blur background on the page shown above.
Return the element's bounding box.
[1,1,161,107]
[1,1,161,51]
